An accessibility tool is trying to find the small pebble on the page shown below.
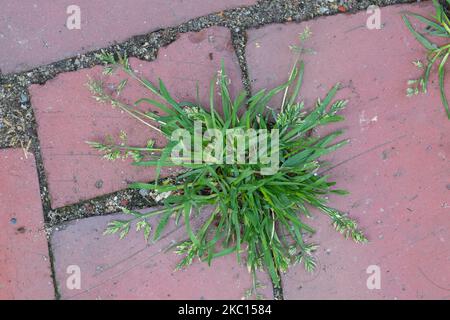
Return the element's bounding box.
[19,93,28,103]
[10,218,17,225]
[95,180,103,189]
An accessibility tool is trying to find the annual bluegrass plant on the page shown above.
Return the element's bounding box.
[88,51,366,297]
[403,0,450,119]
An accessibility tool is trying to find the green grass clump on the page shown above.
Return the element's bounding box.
[88,51,366,297]
[403,0,450,119]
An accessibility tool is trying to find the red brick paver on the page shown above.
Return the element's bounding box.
[0,149,54,299]
[0,0,256,74]
[30,26,243,208]
[51,207,273,300]
[246,2,450,299]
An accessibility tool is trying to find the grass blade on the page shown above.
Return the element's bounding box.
[438,50,450,118]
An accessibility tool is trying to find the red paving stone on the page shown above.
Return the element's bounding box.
[30,26,244,209]
[246,2,450,299]
[0,0,256,74]
[51,207,273,300]
[0,149,54,299]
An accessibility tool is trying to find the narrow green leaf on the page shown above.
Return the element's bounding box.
[403,15,437,50]
[438,50,450,118]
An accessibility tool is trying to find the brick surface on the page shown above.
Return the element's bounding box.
[247,2,450,299]
[0,0,256,74]
[51,207,273,300]
[0,149,54,299]
[30,26,243,208]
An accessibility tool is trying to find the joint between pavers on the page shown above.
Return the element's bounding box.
[46,241,62,300]
[230,28,252,95]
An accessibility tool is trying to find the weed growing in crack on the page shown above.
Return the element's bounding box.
[87,50,367,298]
[403,0,450,119]
[289,25,316,56]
